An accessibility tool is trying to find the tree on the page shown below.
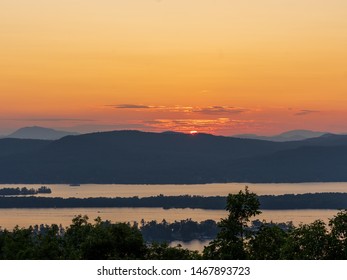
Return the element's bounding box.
[64,215,146,259]
[33,224,65,259]
[203,187,261,259]
[0,226,36,259]
[328,210,347,259]
[283,220,330,259]
[248,225,288,259]
[146,243,201,260]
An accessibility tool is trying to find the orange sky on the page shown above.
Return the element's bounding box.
[1,0,347,135]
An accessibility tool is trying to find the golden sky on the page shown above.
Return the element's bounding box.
[1,0,347,135]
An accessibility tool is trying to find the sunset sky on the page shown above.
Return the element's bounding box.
[1,0,347,136]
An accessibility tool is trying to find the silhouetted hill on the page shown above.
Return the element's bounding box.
[0,138,50,157]
[234,130,328,142]
[225,145,347,182]
[7,126,79,140]
[300,133,347,146]
[161,131,185,135]
[0,130,347,183]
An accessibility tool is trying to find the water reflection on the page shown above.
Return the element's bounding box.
[1,182,347,198]
[0,208,339,230]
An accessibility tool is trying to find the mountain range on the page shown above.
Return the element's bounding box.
[2,127,336,142]
[4,126,79,140]
[233,130,328,142]
[0,129,347,184]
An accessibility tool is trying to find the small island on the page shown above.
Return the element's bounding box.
[0,186,52,196]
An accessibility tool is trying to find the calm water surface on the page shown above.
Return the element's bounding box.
[0,182,344,247]
[2,182,347,198]
[169,240,212,252]
[0,208,339,230]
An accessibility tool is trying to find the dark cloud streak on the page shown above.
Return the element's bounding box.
[107,104,248,115]
[295,110,320,116]
[109,104,152,109]
[1,118,96,122]
[193,106,247,115]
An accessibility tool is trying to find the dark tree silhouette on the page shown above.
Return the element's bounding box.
[203,187,260,259]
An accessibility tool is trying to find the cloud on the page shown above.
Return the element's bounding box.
[295,110,320,116]
[143,120,165,125]
[142,118,256,134]
[68,123,153,133]
[109,104,152,109]
[107,104,249,116]
[2,118,96,122]
[192,106,247,115]
[108,104,193,112]
[144,119,227,130]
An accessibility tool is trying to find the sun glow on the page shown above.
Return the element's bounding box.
[190,130,198,135]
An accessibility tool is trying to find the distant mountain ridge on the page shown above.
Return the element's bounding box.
[6,126,79,140]
[1,130,347,184]
[233,130,328,142]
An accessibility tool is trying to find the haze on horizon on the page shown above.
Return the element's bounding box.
[1,0,347,136]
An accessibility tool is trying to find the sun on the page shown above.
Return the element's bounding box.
[190,130,198,135]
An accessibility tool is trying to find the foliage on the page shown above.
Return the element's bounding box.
[248,225,288,260]
[282,220,331,259]
[146,243,201,260]
[0,215,146,260]
[64,215,146,259]
[140,219,219,242]
[328,210,347,259]
[203,187,261,259]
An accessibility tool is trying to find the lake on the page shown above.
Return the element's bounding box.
[0,207,340,230]
[2,182,347,198]
[0,183,344,234]
[1,182,344,252]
